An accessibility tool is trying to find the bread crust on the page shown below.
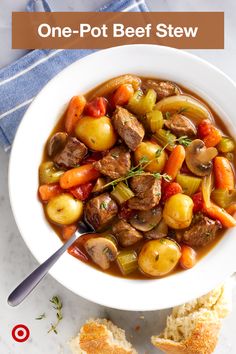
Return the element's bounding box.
[70,320,137,354]
[151,318,221,354]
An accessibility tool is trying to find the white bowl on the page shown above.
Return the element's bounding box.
[9,45,236,311]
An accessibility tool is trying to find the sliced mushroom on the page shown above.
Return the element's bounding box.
[84,237,118,270]
[47,132,68,157]
[144,219,168,239]
[130,206,162,232]
[185,139,218,176]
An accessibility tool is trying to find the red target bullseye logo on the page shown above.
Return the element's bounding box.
[12,324,30,343]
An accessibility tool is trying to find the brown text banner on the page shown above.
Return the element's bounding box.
[12,12,224,49]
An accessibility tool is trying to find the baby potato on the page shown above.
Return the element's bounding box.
[163,193,193,229]
[46,193,83,225]
[134,141,167,173]
[75,116,117,151]
[138,239,181,277]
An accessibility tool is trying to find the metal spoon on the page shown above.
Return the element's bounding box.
[8,223,91,307]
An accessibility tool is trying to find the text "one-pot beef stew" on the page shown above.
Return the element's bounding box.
[38,74,236,279]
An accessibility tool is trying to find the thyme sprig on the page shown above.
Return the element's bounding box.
[103,156,171,188]
[103,134,191,189]
[48,296,63,334]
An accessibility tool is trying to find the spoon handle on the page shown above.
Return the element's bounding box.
[8,233,77,307]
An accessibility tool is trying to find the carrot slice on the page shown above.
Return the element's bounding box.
[226,203,236,216]
[203,129,222,148]
[179,245,197,270]
[61,224,77,241]
[111,84,134,107]
[65,95,86,134]
[164,145,186,181]
[60,163,100,189]
[213,156,235,190]
[204,202,236,228]
[38,184,62,202]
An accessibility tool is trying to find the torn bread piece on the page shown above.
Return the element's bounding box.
[70,318,137,354]
[151,284,232,354]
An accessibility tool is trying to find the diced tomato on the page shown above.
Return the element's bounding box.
[118,203,135,220]
[198,119,212,138]
[70,182,94,201]
[198,120,222,147]
[61,224,77,241]
[192,192,204,213]
[68,234,96,262]
[162,182,183,202]
[84,97,108,118]
[38,184,62,202]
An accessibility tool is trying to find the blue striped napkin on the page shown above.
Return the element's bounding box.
[0,0,149,151]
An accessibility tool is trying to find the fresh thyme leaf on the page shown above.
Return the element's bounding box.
[162,173,172,182]
[178,107,188,114]
[100,201,108,210]
[111,152,119,158]
[155,148,162,158]
[139,156,149,165]
[165,111,171,119]
[48,296,63,335]
[50,296,62,310]
[152,173,161,180]
[177,136,192,147]
[35,313,46,320]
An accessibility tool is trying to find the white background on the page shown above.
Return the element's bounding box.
[0,0,235,353]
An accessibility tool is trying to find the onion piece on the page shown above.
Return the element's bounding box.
[155,94,214,124]
[91,74,141,99]
[202,173,214,208]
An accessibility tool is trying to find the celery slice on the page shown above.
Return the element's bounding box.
[211,188,236,208]
[154,129,176,151]
[128,89,157,115]
[111,182,134,205]
[217,137,235,153]
[117,250,138,275]
[146,110,164,133]
[176,174,202,196]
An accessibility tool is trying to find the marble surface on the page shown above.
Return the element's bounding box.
[0,1,236,353]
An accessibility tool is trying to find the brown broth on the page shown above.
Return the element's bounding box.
[40,76,235,280]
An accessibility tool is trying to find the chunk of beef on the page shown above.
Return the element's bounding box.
[164,114,197,137]
[128,174,161,210]
[94,146,131,179]
[84,193,118,231]
[54,137,87,169]
[112,219,143,247]
[112,107,144,151]
[181,214,221,247]
[142,80,180,100]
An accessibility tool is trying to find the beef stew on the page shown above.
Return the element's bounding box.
[38,75,236,279]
